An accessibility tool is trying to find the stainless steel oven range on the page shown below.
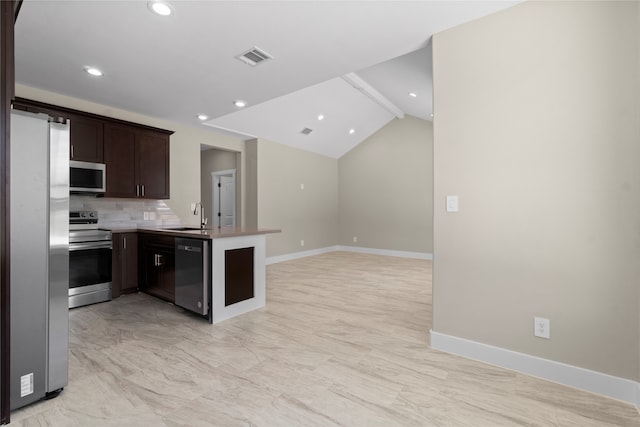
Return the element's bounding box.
[69,211,112,308]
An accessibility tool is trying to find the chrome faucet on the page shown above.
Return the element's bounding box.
[193,202,207,230]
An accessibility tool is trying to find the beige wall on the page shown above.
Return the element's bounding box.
[245,140,258,228]
[254,138,338,257]
[200,148,239,227]
[15,85,245,227]
[339,115,432,253]
[432,1,640,380]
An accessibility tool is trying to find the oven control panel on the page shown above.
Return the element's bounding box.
[70,210,98,224]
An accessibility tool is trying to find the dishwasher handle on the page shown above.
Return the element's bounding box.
[177,244,201,253]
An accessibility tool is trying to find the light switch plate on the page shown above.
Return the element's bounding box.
[446,195,459,212]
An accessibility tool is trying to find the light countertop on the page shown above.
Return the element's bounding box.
[103,226,280,240]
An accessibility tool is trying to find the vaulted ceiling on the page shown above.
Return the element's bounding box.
[15,1,520,158]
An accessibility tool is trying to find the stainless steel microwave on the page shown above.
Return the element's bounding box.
[70,160,106,194]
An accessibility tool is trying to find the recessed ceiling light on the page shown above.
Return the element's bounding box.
[197,114,209,121]
[148,1,173,16]
[409,92,417,98]
[349,129,355,135]
[234,100,246,108]
[317,114,324,121]
[83,66,103,77]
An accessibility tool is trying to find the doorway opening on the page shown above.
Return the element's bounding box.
[212,169,236,228]
[200,146,241,228]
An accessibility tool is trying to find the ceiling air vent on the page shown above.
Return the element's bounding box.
[236,47,273,67]
[300,128,313,135]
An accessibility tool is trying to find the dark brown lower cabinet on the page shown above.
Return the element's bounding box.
[112,233,139,298]
[139,234,175,302]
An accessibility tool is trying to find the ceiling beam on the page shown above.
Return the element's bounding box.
[341,72,404,119]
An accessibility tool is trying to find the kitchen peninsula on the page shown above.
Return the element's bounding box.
[109,226,279,324]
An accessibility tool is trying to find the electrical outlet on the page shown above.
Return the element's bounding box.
[534,317,550,339]
[353,236,357,243]
[143,211,150,220]
[300,240,305,247]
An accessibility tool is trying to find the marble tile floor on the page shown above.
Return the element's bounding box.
[10,252,640,426]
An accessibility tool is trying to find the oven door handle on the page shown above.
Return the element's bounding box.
[69,241,113,252]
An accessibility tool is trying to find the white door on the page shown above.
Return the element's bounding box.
[212,170,236,228]
[220,176,235,227]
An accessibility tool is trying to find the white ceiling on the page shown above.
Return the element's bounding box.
[15,1,520,158]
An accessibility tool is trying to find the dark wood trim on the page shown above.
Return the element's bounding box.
[13,97,174,135]
[0,1,15,424]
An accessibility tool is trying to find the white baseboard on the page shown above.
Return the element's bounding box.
[337,245,433,260]
[266,245,432,265]
[266,246,339,265]
[430,330,639,407]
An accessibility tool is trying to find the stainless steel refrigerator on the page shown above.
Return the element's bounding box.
[9,110,69,410]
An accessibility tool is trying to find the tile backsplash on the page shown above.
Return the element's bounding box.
[70,196,181,228]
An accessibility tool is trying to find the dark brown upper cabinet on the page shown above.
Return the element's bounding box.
[136,129,170,199]
[104,123,170,199]
[12,102,103,162]
[104,123,137,198]
[14,98,172,200]
[69,114,103,163]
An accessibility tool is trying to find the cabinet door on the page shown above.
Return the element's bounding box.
[120,233,139,294]
[137,130,170,199]
[156,247,176,300]
[111,234,124,299]
[69,114,104,162]
[139,235,175,302]
[104,123,137,198]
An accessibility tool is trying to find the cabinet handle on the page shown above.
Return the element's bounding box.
[154,253,164,267]
[123,237,126,250]
[136,185,140,197]
[141,185,145,197]
[71,145,74,159]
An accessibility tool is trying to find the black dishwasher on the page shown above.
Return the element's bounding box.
[175,238,210,319]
